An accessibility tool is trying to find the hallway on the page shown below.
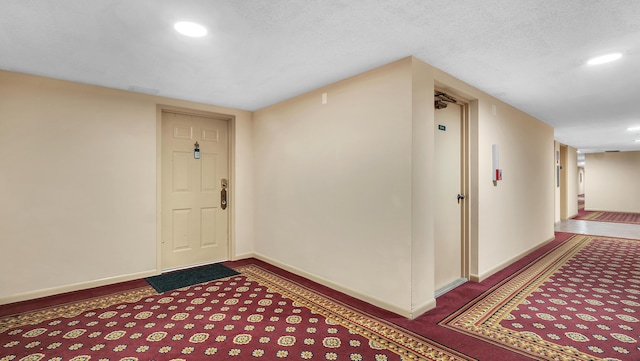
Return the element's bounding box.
[555,218,640,239]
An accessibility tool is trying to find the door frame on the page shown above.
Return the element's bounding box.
[559,144,568,220]
[434,88,471,281]
[155,105,235,272]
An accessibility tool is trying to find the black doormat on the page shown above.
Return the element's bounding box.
[146,263,240,293]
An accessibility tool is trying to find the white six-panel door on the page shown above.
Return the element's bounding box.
[161,111,229,270]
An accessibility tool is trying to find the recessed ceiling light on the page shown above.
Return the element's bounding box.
[174,21,207,37]
[587,52,622,65]
[628,126,640,132]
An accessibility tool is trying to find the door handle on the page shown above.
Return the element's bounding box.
[221,179,228,210]
[457,194,465,204]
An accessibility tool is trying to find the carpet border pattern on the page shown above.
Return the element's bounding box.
[238,265,475,361]
[440,235,633,361]
[576,211,640,224]
[0,287,158,334]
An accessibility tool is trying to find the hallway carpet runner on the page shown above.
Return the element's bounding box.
[0,265,472,361]
[440,235,640,361]
[574,211,640,225]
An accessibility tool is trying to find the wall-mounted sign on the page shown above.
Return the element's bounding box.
[438,125,446,131]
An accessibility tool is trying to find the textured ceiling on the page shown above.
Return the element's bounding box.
[2,0,640,159]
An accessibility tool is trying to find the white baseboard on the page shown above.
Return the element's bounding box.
[470,235,555,283]
[0,270,158,305]
[231,252,255,261]
[410,298,436,319]
[252,253,425,319]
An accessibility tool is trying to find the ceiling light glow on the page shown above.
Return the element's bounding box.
[628,126,640,132]
[174,21,207,37]
[587,52,622,65]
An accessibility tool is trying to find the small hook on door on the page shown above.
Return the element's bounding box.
[194,141,200,159]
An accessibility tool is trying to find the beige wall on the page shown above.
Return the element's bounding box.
[565,146,578,218]
[578,168,585,195]
[252,57,555,317]
[474,101,554,278]
[0,71,253,303]
[554,142,562,223]
[585,151,640,212]
[253,59,420,316]
[558,144,578,220]
[410,59,436,314]
[432,68,555,281]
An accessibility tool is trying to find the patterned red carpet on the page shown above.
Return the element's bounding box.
[440,235,640,360]
[574,211,640,225]
[2,234,639,361]
[0,265,472,361]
